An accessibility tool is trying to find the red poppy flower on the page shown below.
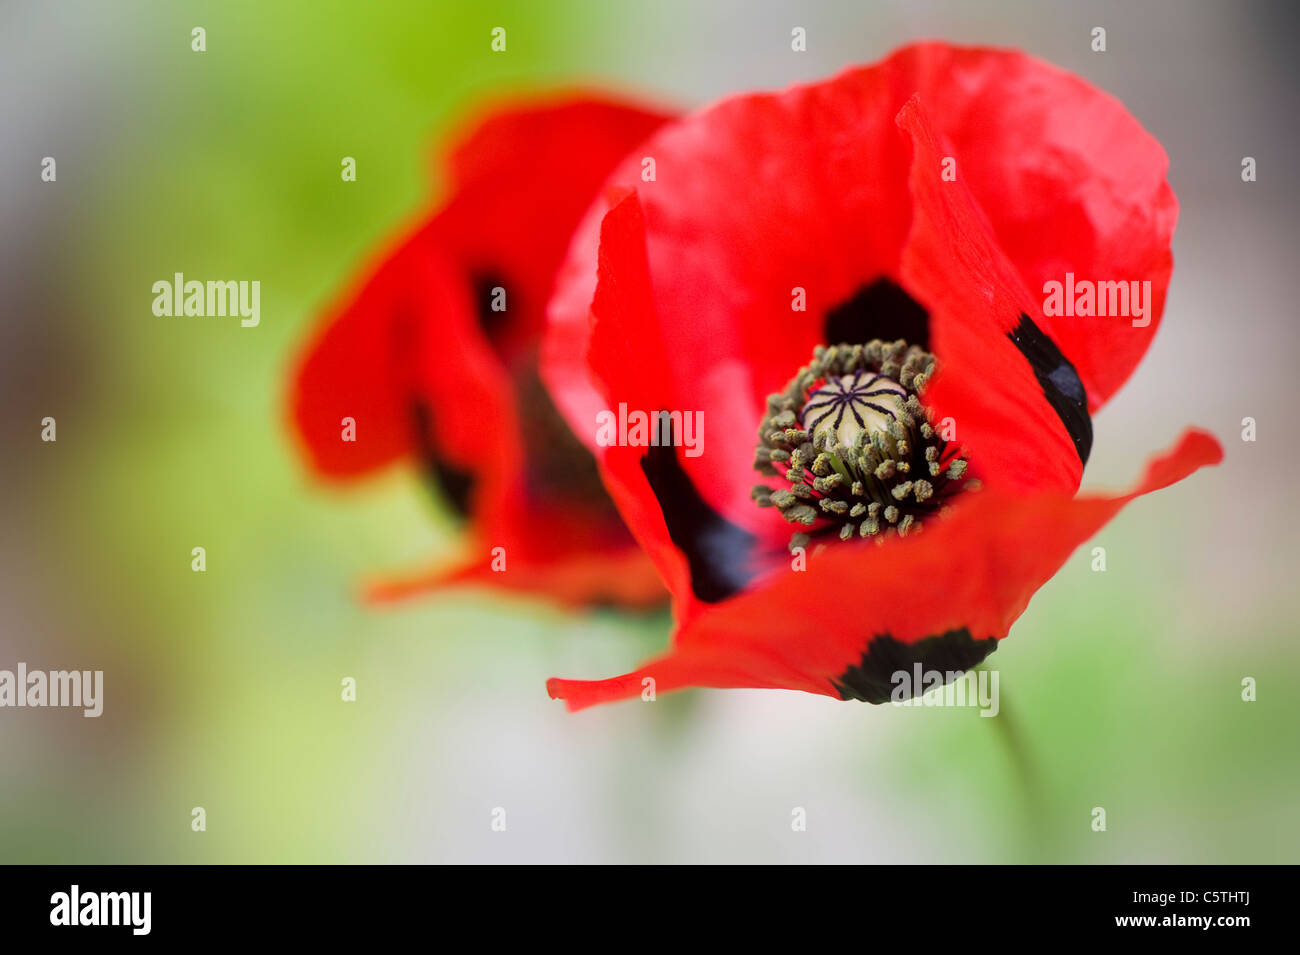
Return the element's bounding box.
[288,94,673,609]
[542,43,1224,709]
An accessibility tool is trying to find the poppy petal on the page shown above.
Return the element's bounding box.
[545,68,917,529]
[289,94,674,609]
[363,545,667,611]
[289,222,496,487]
[436,95,675,357]
[581,191,774,615]
[544,43,1176,506]
[896,96,1090,495]
[879,43,1178,408]
[546,429,1222,711]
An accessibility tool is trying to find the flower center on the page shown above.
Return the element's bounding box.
[752,339,975,549]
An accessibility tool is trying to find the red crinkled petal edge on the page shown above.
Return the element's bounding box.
[882,42,1178,410]
[547,429,1223,710]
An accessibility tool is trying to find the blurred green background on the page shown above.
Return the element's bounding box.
[1,0,1296,862]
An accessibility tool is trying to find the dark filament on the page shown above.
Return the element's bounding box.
[802,372,906,435]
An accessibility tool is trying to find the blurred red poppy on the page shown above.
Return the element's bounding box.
[542,43,1223,709]
[289,94,672,609]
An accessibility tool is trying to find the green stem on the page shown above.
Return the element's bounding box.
[983,678,1048,860]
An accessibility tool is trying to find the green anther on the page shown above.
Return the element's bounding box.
[770,489,796,508]
[788,504,818,525]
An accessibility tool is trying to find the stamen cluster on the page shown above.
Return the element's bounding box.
[752,339,975,549]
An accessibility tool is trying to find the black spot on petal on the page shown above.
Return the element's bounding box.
[641,438,756,604]
[832,628,998,704]
[824,278,930,350]
[472,270,512,343]
[411,398,475,518]
[1007,314,1093,466]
